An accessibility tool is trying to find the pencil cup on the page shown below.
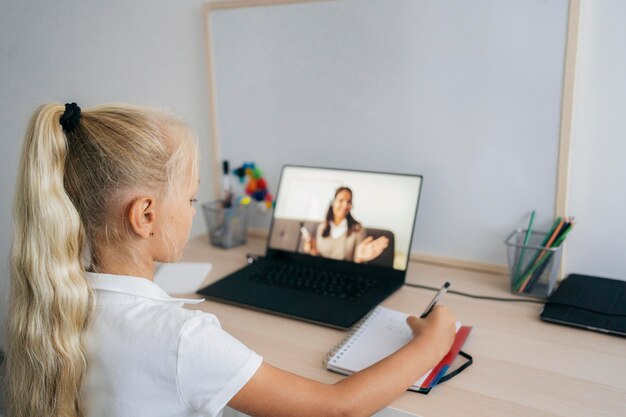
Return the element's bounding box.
[202,200,248,248]
[505,229,562,298]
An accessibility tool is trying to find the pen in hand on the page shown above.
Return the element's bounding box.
[420,282,451,318]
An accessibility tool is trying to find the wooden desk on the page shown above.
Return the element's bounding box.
[182,235,626,417]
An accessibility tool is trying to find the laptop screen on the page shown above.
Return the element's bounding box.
[268,166,422,271]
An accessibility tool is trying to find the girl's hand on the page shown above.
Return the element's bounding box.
[406,305,456,359]
[230,306,457,417]
[355,236,389,263]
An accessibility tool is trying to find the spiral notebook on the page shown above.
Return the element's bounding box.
[324,306,473,394]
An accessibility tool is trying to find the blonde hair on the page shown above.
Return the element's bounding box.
[7,103,198,417]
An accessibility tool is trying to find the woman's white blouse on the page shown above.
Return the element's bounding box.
[329,218,348,239]
[83,272,262,417]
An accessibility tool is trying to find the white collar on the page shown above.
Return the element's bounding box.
[329,218,348,239]
[86,272,204,305]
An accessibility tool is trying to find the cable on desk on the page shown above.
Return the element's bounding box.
[403,283,626,317]
[404,282,545,304]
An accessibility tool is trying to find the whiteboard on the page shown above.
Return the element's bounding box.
[205,0,573,265]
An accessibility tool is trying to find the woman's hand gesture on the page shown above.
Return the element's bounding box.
[355,235,389,263]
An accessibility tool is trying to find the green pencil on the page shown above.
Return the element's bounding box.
[513,211,536,287]
[514,216,562,292]
[518,222,574,293]
[518,218,575,293]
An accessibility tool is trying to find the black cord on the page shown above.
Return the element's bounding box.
[403,282,545,304]
[403,282,626,317]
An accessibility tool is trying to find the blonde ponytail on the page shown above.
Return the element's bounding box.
[8,103,197,417]
[9,104,93,417]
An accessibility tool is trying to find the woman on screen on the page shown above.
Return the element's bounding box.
[303,187,389,262]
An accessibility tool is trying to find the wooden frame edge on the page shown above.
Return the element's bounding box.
[204,0,334,200]
[206,0,326,11]
[556,0,580,217]
[203,3,222,200]
[203,1,576,277]
[556,0,581,278]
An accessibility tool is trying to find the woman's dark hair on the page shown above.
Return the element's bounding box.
[321,187,361,238]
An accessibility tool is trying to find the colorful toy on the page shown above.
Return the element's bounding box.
[232,162,274,210]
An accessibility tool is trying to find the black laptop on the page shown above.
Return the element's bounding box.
[197,165,423,328]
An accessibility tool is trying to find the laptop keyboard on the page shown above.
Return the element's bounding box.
[244,262,378,301]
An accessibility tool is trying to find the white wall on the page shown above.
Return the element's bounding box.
[0,0,215,349]
[566,0,626,280]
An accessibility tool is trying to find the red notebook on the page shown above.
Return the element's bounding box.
[420,325,473,391]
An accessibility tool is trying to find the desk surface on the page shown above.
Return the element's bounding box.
[181,235,625,417]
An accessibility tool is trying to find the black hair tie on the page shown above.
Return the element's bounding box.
[60,102,81,132]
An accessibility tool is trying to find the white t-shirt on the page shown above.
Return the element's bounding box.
[329,219,348,239]
[83,272,263,417]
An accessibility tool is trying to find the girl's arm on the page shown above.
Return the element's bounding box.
[228,306,456,417]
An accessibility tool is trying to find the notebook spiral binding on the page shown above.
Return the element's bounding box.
[323,307,382,367]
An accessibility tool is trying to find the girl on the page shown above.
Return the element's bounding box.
[8,102,456,417]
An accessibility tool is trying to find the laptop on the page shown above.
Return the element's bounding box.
[197,165,423,329]
[540,274,626,337]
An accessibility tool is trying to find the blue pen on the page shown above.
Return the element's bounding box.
[428,364,450,388]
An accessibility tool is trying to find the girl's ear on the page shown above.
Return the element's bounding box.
[128,196,155,238]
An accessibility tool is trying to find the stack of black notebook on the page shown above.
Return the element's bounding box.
[541,274,626,337]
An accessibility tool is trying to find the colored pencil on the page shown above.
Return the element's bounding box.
[512,211,536,288]
[520,218,575,293]
[516,217,564,292]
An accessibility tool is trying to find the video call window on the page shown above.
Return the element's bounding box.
[269,166,422,271]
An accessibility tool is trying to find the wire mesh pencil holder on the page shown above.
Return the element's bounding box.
[505,228,562,298]
[202,200,249,248]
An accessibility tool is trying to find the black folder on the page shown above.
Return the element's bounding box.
[540,274,626,337]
